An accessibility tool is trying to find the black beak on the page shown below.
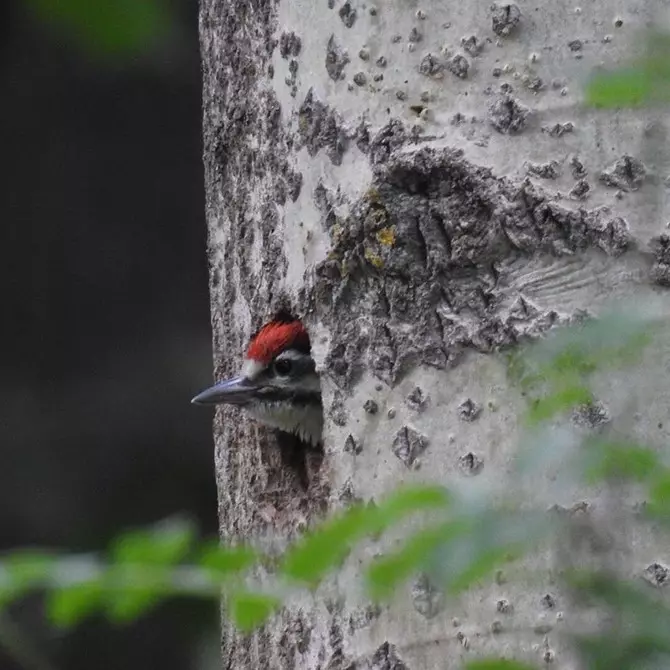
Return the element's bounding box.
[191,376,258,406]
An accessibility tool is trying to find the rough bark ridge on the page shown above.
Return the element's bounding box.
[311,143,631,390]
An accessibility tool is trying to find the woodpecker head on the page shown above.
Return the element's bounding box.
[191,316,323,447]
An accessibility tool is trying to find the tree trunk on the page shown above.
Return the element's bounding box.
[200,0,667,667]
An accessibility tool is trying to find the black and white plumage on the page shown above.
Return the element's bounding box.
[191,316,323,448]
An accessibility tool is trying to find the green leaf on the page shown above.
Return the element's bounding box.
[647,472,670,519]
[372,485,452,534]
[465,660,538,670]
[47,581,104,628]
[281,485,450,587]
[585,69,652,108]
[280,504,373,586]
[3,551,56,589]
[105,588,162,623]
[199,541,258,577]
[567,571,670,668]
[435,508,547,596]
[228,591,280,632]
[0,551,58,607]
[582,440,660,484]
[547,345,598,378]
[448,546,521,594]
[585,31,670,109]
[103,565,168,624]
[575,634,670,670]
[366,522,464,601]
[527,385,592,425]
[102,519,199,622]
[521,310,655,379]
[110,518,195,567]
[25,0,174,59]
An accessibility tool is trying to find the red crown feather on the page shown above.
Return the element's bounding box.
[246,319,310,364]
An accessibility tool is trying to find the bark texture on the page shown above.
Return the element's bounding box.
[200,0,670,667]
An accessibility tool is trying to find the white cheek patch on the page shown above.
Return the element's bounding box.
[246,402,323,446]
[241,358,265,379]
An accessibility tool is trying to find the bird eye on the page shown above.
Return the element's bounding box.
[273,359,292,376]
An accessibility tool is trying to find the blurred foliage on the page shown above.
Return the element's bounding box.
[281,484,450,587]
[567,571,670,669]
[465,662,537,670]
[586,31,670,107]
[0,486,452,633]
[2,306,670,670]
[24,0,175,60]
[506,309,655,426]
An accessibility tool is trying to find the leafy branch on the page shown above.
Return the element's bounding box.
[3,306,670,670]
[0,485,452,633]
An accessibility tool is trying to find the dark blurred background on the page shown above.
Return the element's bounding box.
[1,1,218,668]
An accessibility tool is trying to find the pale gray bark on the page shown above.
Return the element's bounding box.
[200,0,670,668]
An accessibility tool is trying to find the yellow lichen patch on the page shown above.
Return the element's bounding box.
[330,223,343,243]
[364,248,384,269]
[364,186,382,205]
[376,226,396,247]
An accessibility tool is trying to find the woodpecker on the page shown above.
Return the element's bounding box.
[191,316,323,448]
